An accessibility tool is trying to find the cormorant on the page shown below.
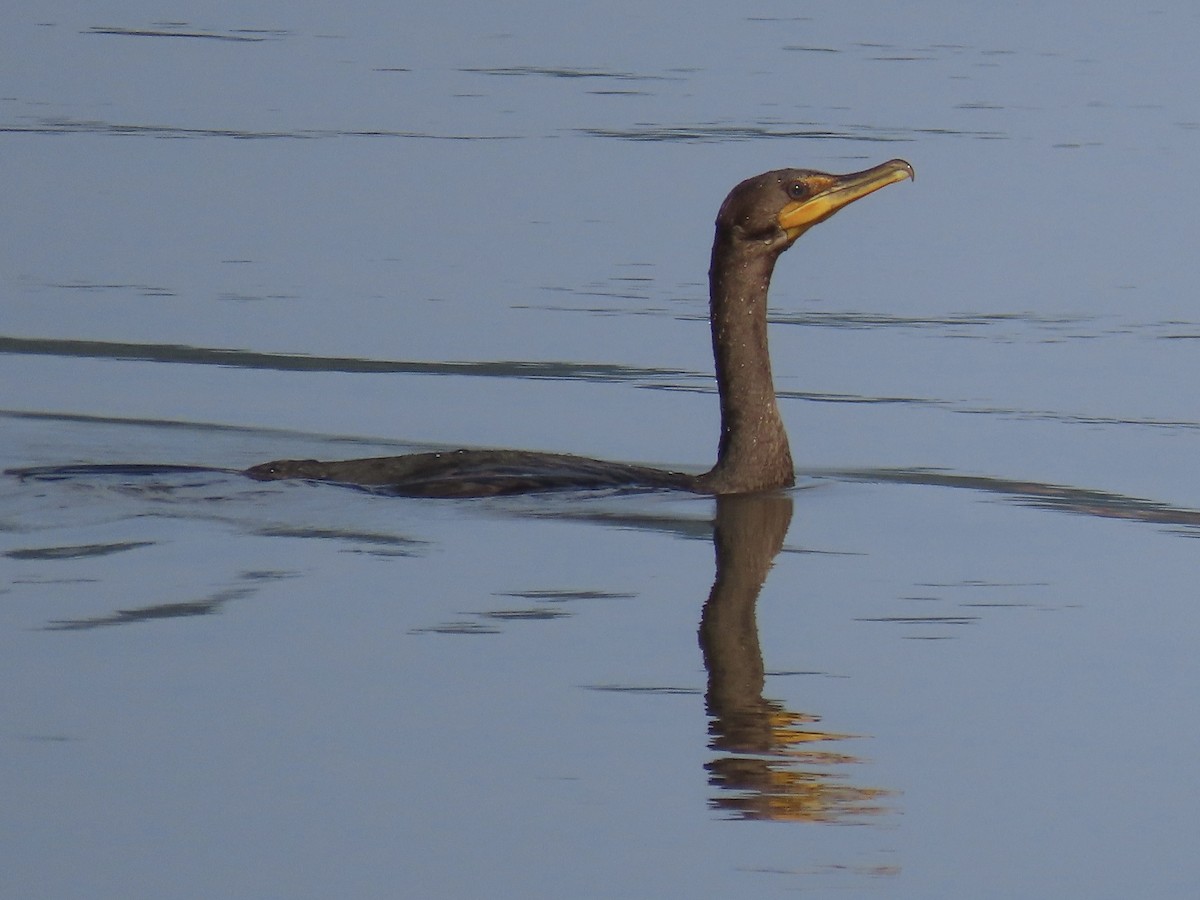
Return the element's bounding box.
[245,159,914,497]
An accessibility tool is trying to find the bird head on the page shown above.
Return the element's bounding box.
[716,159,914,253]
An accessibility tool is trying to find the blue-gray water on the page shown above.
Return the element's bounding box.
[4,4,1200,898]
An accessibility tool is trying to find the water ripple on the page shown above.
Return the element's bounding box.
[815,467,1200,531]
[461,65,677,82]
[0,334,684,382]
[0,119,518,141]
[5,540,154,561]
[578,122,1003,143]
[86,25,285,42]
[43,584,266,631]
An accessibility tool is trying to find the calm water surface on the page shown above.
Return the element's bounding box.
[4,3,1200,898]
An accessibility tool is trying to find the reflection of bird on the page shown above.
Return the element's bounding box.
[700,494,892,823]
[246,160,913,497]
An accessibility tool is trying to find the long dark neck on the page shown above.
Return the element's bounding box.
[697,238,795,494]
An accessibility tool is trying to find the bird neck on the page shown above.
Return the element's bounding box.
[698,240,795,494]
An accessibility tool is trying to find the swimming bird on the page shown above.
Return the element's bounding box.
[245,159,914,497]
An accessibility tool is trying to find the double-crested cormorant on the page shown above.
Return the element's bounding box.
[245,159,914,497]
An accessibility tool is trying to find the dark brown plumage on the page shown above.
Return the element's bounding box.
[246,159,914,497]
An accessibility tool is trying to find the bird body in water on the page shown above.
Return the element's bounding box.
[246,159,914,497]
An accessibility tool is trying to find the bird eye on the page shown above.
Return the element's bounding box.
[786,181,808,200]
